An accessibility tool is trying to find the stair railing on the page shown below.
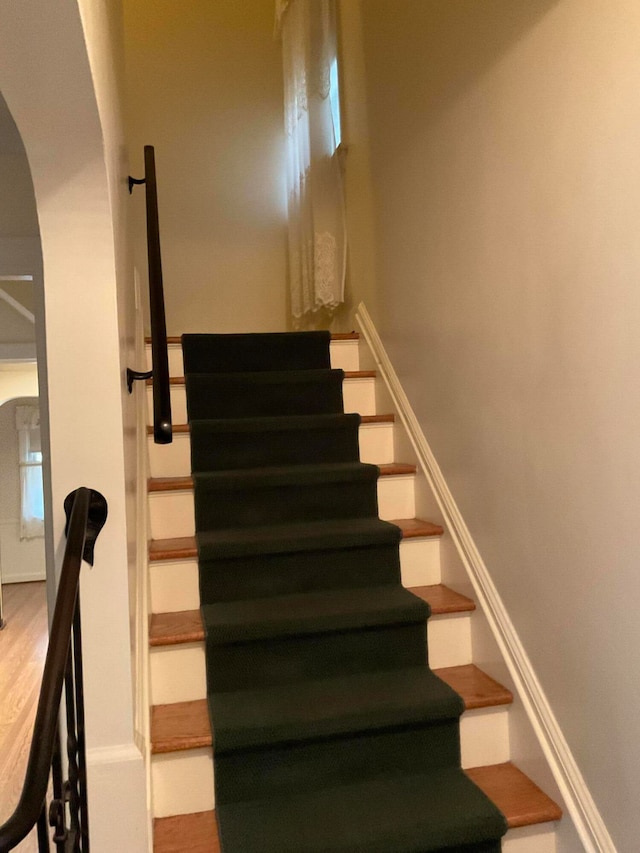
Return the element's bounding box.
[0,487,108,853]
[127,145,173,444]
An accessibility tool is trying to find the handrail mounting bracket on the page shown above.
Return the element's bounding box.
[127,367,152,394]
[128,175,146,194]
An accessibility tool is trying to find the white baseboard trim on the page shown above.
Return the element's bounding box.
[1,570,46,584]
[355,302,616,853]
[87,742,150,852]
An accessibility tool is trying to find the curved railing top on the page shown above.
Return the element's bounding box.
[0,487,107,852]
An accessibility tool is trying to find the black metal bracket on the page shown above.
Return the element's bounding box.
[127,367,153,394]
[128,175,146,194]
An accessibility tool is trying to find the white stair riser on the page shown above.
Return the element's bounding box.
[503,824,557,853]
[147,377,377,425]
[149,538,441,615]
[428,613,472,669]
[146,339,361,376]
[460,707,510,768]
[148,475,415,540]
[150,643,207,705]
[147,422,395,479]
[151,747,214,819]
[149,705,508,818]
[149,614,471,706]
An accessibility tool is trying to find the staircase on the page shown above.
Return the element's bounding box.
[145,332,562,852]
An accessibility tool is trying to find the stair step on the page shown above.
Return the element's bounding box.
[148,583,472,703]
[197,461,384,530]
[149,584,472,647]
[146,412,395,436]
[436,664,513,709]
[412,584,475,614]
[466,763,563,828]
[148,462,416,492]
[149,517,443,562]
[148,334,361,375]
[148,517,444,606]
[151,664,512,755]
[216,769,510,850]
[150,332,360,345]
[147,370,376,387]
[154,811,220,853]
[148,463,418,538]
[196,584,429,647]
[149,370,378,421]
[147,413,397,477]
[152,762,560,853]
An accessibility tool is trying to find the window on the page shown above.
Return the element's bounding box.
[16,404,44,539]
[279,0,347,320]
[329,56,342,151]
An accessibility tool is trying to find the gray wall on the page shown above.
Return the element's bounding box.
[351,0,640,847]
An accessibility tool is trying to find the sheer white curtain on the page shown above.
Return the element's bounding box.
[278,0,347,323]
[16,404,44,540]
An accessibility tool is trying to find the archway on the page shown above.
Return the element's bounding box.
[0,1,148,848]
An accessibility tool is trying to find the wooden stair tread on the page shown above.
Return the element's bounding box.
[147,413,395,436]
[359,413,394,424]
[148,476,193,492]
[391,517,443,538]
[149,536,199,561]
[150,664,512,754]
[149,518,442,562]
[153,760,561,852]
[151,699,211,753]
[148,332,359,346]
[466,762,562,828]
[153,810,220,853]
[149,584,471,647]
[377,462,416,476]
[150,609,203,646]
[411,584,475,613]
[148,463,416,492]
[433,664,512,709]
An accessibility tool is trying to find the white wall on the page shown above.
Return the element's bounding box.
[123,0,287,335]
[351,0,640,847]
[0,365,38,407]
[0,0,147,848]
[0,396,45,584]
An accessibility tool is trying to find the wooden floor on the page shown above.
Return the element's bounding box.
[0,582,48,852]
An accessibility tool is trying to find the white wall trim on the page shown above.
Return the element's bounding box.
[86,742,148,852]
[86,742,143,766]
[355,301,616,853]
[1,569,45,583]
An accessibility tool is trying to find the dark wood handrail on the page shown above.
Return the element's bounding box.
[0,487,107,852]
[128,145,172,444]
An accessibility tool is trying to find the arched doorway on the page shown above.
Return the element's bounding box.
[0,90,49,628]
[0,1,148,848]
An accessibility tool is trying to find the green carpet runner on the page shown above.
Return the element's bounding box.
[182,331,507,853]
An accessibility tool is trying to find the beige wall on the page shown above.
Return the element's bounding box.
[123,0,287,335]
[0,395,45,584]
[352,0,640,847]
